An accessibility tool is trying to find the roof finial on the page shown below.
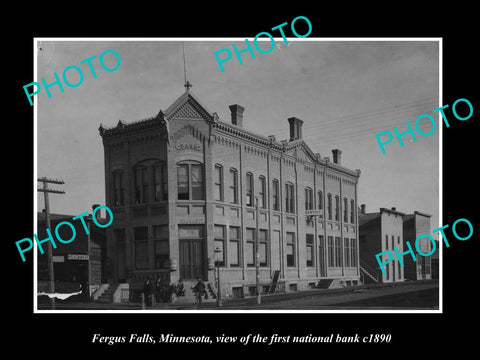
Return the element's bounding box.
[182,42,192,91]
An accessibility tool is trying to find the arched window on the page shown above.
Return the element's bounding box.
[258,175,266,209]
[214,164,224,202]
[305,187,313,210]
[134,165,148,204]
[327,193,332,220]
[246,172,254,207]
[272,179,280,211]
[335,195,340,221]
[350,199,355,223]
[285,182,295,214]
[317,190,323,218]
[152,161,167,202]
[228,168,238,204]
[112,169,125,206]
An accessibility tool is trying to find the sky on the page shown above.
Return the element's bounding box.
[35,38,440,233]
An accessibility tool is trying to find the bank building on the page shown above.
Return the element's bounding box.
[98,82,362,302]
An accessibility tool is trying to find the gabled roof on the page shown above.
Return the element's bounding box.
[164,89,214,121]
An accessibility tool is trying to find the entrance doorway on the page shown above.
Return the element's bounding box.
[178,225,204,280]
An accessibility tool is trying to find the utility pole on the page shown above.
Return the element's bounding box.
[255,197,261,305]
[38,177,65,310]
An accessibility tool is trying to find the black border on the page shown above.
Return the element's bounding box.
[7,5,478,355]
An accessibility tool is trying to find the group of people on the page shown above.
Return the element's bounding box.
[142,276,208,309]
[143,276,186,306]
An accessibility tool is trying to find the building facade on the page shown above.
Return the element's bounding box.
[99,87,362,299]
[403,211,433,281]
[359,206,405,283]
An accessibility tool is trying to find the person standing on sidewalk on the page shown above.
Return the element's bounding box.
[192,278,206,309]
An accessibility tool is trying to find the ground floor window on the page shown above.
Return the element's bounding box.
[306,234,314,267]
[134,226,149,270]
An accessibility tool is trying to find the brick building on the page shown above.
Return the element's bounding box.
[359,206,405,283]
[99,85,362,300]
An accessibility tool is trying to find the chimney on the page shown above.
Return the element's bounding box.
[287,117,303,140]
[92,204,101,220]
[229,104,244,127]
[391,207,396,211]
[332,149,342,165]
[360,204,366,214]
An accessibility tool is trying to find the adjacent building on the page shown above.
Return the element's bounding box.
[37,206,107,300]
[359,206,405,283]
[99,85,362,300]
[403,211,433,281]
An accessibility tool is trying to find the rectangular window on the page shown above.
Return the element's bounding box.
[272,179,279,211]
[327,236,334,267]
[305,188,313,210]
[134,226,149,270]
[350,199,355,223]
[343,197,348,222]
[228,226,240,267]
[335,236,342,267]
[258,176,266,209]
[177,164,189,200]
[113,170,125,206]
[319,235,325,275]
[285,183,295,214]
[214,165,223,202]
[286,232,295,267]
[327,194,332,220]
[306,234,314,267]
[350,238,357,267]
[335,196,340,221]
[191,164,204,200]
[246,228,255,267]
[153,225,169,269]
[259,229,268,267]
[228,168,238,204]
[246,173,253,207]
[317,191,323,218]
[344,238,350,267]
[134,167,148,204]
[214,225,226,267]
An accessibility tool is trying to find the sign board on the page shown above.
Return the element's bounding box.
[52,255,65,263]
[306,209,323,217]
[68,254,89,260]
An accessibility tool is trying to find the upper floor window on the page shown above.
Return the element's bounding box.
[228,168,238,204]
[272,179,280,211]
[113,170,125,206]
[317,190,323,218]
[327,193,332,220]
[152,162,168,202]
[335,195,340,221]
[285,183,295,214]
[350,199,355,223]
[134,166,148,204]
[305,187,313,210]
[258,176,266,209]
[246,172,254,207]
[343,197,348,222]
[177,161,204,200]
[214,164,224,202]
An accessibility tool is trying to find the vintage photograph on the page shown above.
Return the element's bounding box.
[34,39,440,312]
